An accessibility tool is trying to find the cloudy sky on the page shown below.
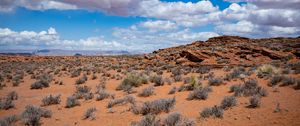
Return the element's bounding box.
[0,0,299,52]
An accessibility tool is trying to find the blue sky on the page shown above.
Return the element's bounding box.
[0,0,299,52]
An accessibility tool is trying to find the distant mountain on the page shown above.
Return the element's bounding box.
[0,49,142,56]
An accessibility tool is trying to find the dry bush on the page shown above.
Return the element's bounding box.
[65,96,80,108]
[107,95,135,108]
[135,97,176,115]
[138,86,155,97]
[83,107,97,120]
[220,96,237,110]
[21,105,52,126]
[0,115,18,126]
[187,86,212,100]
[42,94,61,106]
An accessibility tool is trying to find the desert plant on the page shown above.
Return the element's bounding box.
[83,107,97,120]
[30,79,50,89]
[138,97,176,115]
[168,86,177,94]
[96,89,110,101]
[74,85,91,99]
[187,87,212,100]
[220,96,237,110]
[256,64,280,78]
[153,75,164,86]
[173,75,182,82]
[42,94,61,106]
[75,75,88,84]
[248,95,261,108]
[200,105,223,118]
[162,112,195,126]
[91,74,97,80]
[281,76,295,86]
[269,75,282,86]
[294,79,300,90]
[131,114,159,126]
[200,107,212,118]
[229,84,243,97]
[65,96,80,108]
[107,95,135,108]
[6,91,18,101]
[0,115,18,126]
[0,98,15,110]
[138,86,155,97]
[116,73,148,91]
[21,105,52,126]
[208,77,223,86]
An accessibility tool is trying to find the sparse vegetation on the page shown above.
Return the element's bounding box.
[187,86,212,100]
[107,95,135,108]
[116,73,148,91]
[138,86,155,97]
[208,77,223,86]
[200,105,223,118]
[220,96,237,110]
[0,115,18,126]
[0,98,15,110]
[65,96,80,108]
[168,86,177,94]
[248,95,261,108]
[133,97,176,115]
[42,94,61,106]
[83,107,97,120]
[21,105,52,126]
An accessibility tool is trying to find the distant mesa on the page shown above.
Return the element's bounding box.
[74,53,83,56]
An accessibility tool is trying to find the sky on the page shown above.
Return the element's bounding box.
[0,0,299,52]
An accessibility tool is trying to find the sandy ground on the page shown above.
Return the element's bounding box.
[0,69,300,126]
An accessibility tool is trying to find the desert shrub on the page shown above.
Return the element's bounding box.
[220,96,237,110]
[83,93,94,100]
[187,87,212,100]
[96,89,110,101]
[116,73,148,91]
[256,64,280,78]
[243,79,259,96]
[65,96,80,108]
[107,95,135,108]
[200,107,212,118]
[71,69,81,77]
[168,86,177,94]
[7,91,18,100]
[138,86,155,97]
[224,67,246,81]
[131,114,159,126]
[248,96,261,108]
[269,75,282,86]
[0,83,5,90]
[138,97,176,115]
[30,79,50,89]
[171,68,182,76]
[200,105,223,118]
[42,94,61,106]
[74,85,91,99]
[162,112,195,126]
[83,107,96,120]
[0,98,15,110]
[281,76,295,86]
[208,77,223,86]
[0,115,18,126]
[197,66,211,74]
[153,76,164,86]
[173,75,182,82]
[21,105,52,126]
[229,84,243,96]
[164,77,172,85]
[75,75,88,84]
[294,79,300,90]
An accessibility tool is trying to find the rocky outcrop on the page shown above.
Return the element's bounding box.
[180,50,206,62]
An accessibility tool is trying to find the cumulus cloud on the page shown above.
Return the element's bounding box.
[0,27,127,50]
[139,20,178,32]
[215,20,300,38]
[0,0,77,12]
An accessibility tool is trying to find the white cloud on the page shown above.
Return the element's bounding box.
[0,27,127,50]
[140,20,178,32]
[215,20,300,38]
